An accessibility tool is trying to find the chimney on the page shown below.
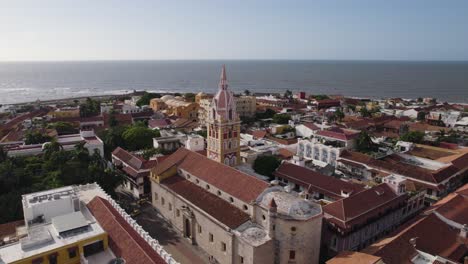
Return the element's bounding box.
[409,237,418,248]
[460,224,468,239]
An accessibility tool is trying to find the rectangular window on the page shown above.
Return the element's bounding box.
[289,250,296,260]
[176,209,180,217]
[161,197,165,205]
[68,247,78,259]
[221,242,226,252]
[209,233,214,242]
[169,203,172,211]
[154,192,158,201]
[198,224,202,234]
[240,256,244,263]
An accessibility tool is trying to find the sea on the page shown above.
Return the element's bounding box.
[0,60,467,105]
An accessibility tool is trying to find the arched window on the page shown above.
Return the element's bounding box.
[212,109,216,119]
[224,158,230,165]
[229,109,233,120]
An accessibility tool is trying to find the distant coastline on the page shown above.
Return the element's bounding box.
[1,60,467,104]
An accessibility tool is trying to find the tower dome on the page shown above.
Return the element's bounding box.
[211,65,237,121]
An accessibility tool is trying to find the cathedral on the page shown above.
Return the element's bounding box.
[150,66,323,264]
[207,65,241,166]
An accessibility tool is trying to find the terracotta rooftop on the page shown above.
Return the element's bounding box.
[339,150,462,184]
[277,148,295,159]
[87,197,166,264]
[273,163,364,200]
[302,122,320,131]
[326,251,382,264]
[161,176,250,229]
[316,127,360,141]
[324,183,406,232]
[252,130,267,139]
[363,213,467,264]
[148,119,172,129]
[152,148,269,203]
[0,220,24,239]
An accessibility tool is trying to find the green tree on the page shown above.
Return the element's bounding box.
[359,107,372,118]
[0,146,7,163]
[334,109,345,122]
[253,156,281,178]
[272,113,291,124]
[184,93,196,102]
[284,90,293,100]
[400,131,425,143]
[122,126,160,151]
[356,131,375,153]
[136,92,161,106]
[47,122,78,135]
[255,108,276,120]
[24,131,52,145]
[244,89,251,96]
[311,94,330,100]
[417,111,426,121]
[43,139,63,159]
[80,97,100,117]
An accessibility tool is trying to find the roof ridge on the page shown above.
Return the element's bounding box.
[89,197,158,263]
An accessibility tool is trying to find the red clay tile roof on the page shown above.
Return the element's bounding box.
[161,176,250,229]
[302,122,320,131]
[152,148,269,203]
[363,213,467,264]
[112,147,146,170]
[86,197,166,264]
[326,251,382,264]
[316,127,360,141]
[273,163,364,200]
[324,183,406,232]
[277,148,295,159]
[252,130,267,139]
[148,119,172,129]
[0,220,24,238]
[339,150,461,184]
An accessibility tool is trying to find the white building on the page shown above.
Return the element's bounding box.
[297,138,342,167]
[5,130,104,158]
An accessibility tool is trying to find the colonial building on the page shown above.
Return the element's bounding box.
[149,95,199,121]
[112,147,162,198]
[331,184,468,264]
[337,146,468,203]
[322,175,425,258]
[273,162,364,202]
[207,66,241,166]
[150,148,323,264]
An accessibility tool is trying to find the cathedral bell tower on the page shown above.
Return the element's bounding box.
[207,65,241,166]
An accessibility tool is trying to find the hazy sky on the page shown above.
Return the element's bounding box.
[1,0,468,61]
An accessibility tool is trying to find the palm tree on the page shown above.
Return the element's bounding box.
[73,142,90,162]
[357,131,374,152]
[43,139,63,158]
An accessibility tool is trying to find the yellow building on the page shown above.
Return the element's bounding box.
[207,66,240,166]
[0,184,175,264]
[49,107,80,118]
[150,95,199,121]
[195,92,212,104]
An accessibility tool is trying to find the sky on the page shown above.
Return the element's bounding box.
[1,0,468,61]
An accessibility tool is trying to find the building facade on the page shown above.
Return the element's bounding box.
[207,66,241,166]
[150,148,323,264]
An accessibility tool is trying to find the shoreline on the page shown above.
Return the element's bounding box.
[3,90,467,108]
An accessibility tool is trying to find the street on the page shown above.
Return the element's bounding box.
[116,191,209,264]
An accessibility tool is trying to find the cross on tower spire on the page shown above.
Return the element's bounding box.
[219,64,228,90]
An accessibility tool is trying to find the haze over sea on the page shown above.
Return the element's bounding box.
[0,60,467,105]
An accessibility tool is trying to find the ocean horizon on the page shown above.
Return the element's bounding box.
[1,60,467,104]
